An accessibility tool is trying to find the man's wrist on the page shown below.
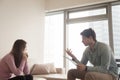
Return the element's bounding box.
[85,66,87,71]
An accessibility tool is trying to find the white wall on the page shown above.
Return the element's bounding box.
[0,0,45,63]
[45,0,118,11]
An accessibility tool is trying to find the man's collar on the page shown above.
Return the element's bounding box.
[89,41,98,52]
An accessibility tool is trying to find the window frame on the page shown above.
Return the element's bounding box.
[45,1,120,73]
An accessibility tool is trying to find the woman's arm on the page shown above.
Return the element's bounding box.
[6,54,26,75]
[23,60,30,74]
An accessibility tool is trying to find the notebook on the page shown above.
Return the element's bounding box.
[64,56,79,65]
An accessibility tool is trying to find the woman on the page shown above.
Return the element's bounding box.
[0,39,32,80]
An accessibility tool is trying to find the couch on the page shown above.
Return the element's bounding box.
[28,58,65,80]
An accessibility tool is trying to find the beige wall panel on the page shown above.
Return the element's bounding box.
[45,0,118,11]
[0,0,45,63]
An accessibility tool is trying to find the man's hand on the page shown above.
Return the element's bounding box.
[65,48,76,59]
[77,64,87,71]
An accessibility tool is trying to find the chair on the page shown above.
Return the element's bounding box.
[115,59,120,80]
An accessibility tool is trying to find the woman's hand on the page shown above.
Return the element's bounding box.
[77,64,86,71]
[23,53,28,60]
[24,53,28,57]
[65,48,76,59]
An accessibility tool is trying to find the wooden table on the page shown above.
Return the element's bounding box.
[34,74,67,80]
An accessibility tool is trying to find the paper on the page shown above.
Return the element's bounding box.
[63,56,78,65]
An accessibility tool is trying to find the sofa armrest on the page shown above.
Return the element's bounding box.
[56,68,65,74]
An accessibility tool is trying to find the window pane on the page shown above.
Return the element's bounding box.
[67,20,109,69]
[112,5,120,59]
[69,8,106,19]
[44,13,64,67]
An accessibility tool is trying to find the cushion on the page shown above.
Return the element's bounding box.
[31,64,49,75]
[30,63,56,75]
[27,58,38,72]
[46,63,56,74]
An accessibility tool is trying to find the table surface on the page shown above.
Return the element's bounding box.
[34,74,67,80]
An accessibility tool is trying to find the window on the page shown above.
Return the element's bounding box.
[112,4,120,59]
[67,21,109,69]
[69,8,106,19]
[44,13,64,68]
[66,6,109,69]
[44,1,120,72]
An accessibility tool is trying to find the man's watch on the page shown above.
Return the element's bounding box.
[85,66,87,71]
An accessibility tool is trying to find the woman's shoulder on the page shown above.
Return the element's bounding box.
[3,53,14,61]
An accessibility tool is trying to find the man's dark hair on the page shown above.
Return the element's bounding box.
[80,28,96,41]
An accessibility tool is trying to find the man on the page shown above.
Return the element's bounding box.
[66,28,118,80]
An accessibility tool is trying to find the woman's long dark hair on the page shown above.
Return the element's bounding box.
[11,39,26,68]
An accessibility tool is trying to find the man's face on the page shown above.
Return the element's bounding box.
[81,36,90,46]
